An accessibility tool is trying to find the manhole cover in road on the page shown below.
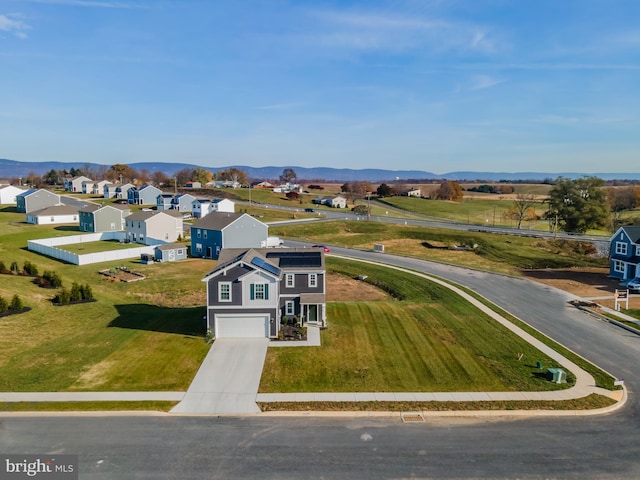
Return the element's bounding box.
[401,413,424,423]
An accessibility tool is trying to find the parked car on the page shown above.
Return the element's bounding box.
[304,208,315,213]
[627,278,640,292]
[312,244,330,252]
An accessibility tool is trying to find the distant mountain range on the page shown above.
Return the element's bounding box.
[1,158,638,182]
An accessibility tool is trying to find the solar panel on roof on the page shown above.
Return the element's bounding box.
[266,252,321,268]
[251,256,281,276]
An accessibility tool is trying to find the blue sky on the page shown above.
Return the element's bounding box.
[1,0,639,174]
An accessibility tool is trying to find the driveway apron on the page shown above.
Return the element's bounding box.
[171,338,269,415]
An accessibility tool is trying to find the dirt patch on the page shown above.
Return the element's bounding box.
[326,273,391,302]
[522,267,640,309]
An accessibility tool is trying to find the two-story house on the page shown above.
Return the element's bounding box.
[16,189,61,213]
[202,247,326,338]
[190,212,267,259]
[79,203,131,232]
[156,194,174,211]
[171,193,196,212]
[127,185,162,205]
[191,198,235,218]
[125,210,184,245]
[64,175,92,192]
[609,226,640,283]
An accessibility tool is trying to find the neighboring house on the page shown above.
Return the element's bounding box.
[125,210,184,245]
[273,183,303,193]
[115,183,134,199]
[206,180,241,189]
[403,188,422,198]
[0,185,26,204]
[78,203,131,232]
[103,183,118,199]
[26,205,79,225]
[190,212,268,259]
[251,181,274,189]
[185,181,202,189]
[171,193,196,212]
[91,180,110,195]
[314,195,347,208]
[201,247,326,338]
[609,226,640,283]
[128,185,162,205]
[154,243,188,262]
[191,198,235,218]
[64,176,92,192]
[16,189,61,213]
[81,180,95,195]
[156,194,174,211]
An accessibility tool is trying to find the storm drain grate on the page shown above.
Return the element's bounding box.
[401,413,424,423]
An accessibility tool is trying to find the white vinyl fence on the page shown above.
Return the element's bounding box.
[28,232,155,266]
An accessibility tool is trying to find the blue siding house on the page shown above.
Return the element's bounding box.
[190,212,268,260]
[609,226,640,283]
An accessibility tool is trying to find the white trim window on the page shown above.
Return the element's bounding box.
[613,260,625,273]
[219,282,232,302]
[636,245,640,256]
[616,242,628,255]
[285,300,295,316]
[308,273,317,288]
[286,273,295,288]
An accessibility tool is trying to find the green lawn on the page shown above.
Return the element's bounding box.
[60,239,144,254]
[260,258,575,393]
[0,209,212,392]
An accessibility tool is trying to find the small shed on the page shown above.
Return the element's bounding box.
[154,243,188,262]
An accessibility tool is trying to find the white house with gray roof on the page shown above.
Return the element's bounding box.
[125,210,184,245]
[26,205,79,225]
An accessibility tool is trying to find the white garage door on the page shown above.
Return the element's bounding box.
[215,314,270,338]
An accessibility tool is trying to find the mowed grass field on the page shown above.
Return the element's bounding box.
[260,258,573,393]
[0,208,212,392]
[271,221,608,275]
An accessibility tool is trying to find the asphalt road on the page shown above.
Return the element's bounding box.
[1,247,639,479]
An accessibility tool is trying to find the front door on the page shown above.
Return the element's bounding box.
[206,246,212,258]
[308,305,318,323]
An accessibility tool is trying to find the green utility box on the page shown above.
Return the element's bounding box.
[547,368,567,384]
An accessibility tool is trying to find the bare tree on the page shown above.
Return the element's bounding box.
[508,193,538,229]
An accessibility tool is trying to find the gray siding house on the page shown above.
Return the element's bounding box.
[128,185,162,205]
[190,212,268,260]
[125,210,184,245]
[79,204,131,232]
[64,175,92,192]
[192,198,235,218]
[156,194,174,211]
[202,248,326,338]
[171,193,196,211]
[103,183,118,198]
[16,189,61,213]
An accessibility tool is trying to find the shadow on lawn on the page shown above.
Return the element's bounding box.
[109,304,206,337]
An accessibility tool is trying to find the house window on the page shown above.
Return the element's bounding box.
[616,242,628,255]
[219,282,232,302]
[286,274,294,288]
[636,245,640,256]
[197,229,201,238]
[50,217,55,222]
[285,300,295,316]
[165,233,169,240]
[177,249,183,255]
[614,260,625,273]
[195,243,202,253]
[308,273,317,287]
[203,230,207,239]
[250,283,269,300]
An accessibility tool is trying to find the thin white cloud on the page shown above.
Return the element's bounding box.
[24,0,145,8]
[0,13,29,39]
[470,74,505,90]
[303,7,501,55]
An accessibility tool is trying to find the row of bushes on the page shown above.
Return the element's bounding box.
[0,260,39,276]
[0,294,25,314]
[53,282,94,305]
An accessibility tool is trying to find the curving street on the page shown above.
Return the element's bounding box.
[1,247,639,479]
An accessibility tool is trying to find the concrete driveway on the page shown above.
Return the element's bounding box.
[171,338,269,415]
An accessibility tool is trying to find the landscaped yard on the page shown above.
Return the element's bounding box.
[259,258,576,393]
